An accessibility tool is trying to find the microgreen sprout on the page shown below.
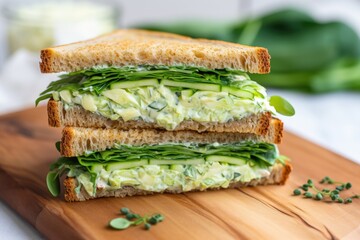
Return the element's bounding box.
[293,189,301,196]
[293,176,359,204]
[120,207,129,214]
[304,192,313,198]
[109,207,164,231]
[144,223,151,230]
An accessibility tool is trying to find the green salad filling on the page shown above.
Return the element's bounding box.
[47,142,283,197]
[37,65,294,130]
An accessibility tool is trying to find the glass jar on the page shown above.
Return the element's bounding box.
[2,0,120,54]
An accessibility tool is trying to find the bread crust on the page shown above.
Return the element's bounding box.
[63,162,291,201]
[48,99,271,135]
[60,120,283,157]
[40,29,270,74]
[47,99,61,127]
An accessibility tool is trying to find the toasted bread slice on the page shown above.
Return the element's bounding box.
[40,29,270,74]
[60,118,283,157]
[63,162,291,201]
[47,99,271,134]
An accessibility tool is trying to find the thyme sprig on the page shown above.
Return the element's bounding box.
[109,207,164,231]
[293,176,359,204]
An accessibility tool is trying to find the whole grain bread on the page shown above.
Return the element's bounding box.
[40,29,270,74]
[47,99,271,134]
[60,119,283,157]
[64,162,291,201]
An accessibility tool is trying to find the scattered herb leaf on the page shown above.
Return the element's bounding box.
[269,95,295,116]
[109,218,132,230]
[293,176,359,204]
[46,171,60,197]
[120,207,129,215]
[109,207,164,231]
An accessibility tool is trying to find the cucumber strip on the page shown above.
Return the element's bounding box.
[91,164,104,173]
[110,79,159,89]
[206,155,247,165]
[149,158,205,165]
[241,85,256,91]
[170,165,184,171]
[160,165,170,169]
[148,101,167,111]
[181,89,194,97]
[222,86,254,99]
[106,159,148,171]
[161,79,220,91]
[241,86,265,98]
[253,90,265,98]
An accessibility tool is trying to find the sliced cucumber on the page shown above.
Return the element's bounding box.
[91,164,104,173]
[160,165,170,170]
[59,90,72,103]
[222,86,254,99]
[161,79,220,92]
[170,164,184,172]
[181,89,194,97]
[106,159,148,171]
[241,86,265,98]
[206,155,247,166]
[241,85,256,91]
[148,101,167,111]
[110,79,159,89]
[231,73,251,81]
[149,158,205,165]
[253,90,265,98]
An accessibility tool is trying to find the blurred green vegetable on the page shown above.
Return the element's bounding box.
[139,9,360,93]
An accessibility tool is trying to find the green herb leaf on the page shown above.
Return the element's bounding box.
[144,223,151,230]
[120,207,130,215]
[293,176,359,204]
[55,141,61,152]
[109,218,132,230]
[36,65,251,104]
[304,192,313,198]
[46,171,60,197]
[293,189,301,196]
[76,142,279,169]
[35,93,53,106]
[269,95,295,116]
[134,218,144,225]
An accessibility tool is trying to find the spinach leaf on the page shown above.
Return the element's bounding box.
[76,142,278,168]
[36,65,249,104]
[46,171,60,197]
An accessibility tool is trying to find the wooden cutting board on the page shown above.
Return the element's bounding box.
[0,106,359,240]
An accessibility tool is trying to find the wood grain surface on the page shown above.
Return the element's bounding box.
[0,106,359,240]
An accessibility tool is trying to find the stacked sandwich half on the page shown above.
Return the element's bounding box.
[38,29,293,201]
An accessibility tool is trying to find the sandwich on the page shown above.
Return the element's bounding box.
[37,29,294,201]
